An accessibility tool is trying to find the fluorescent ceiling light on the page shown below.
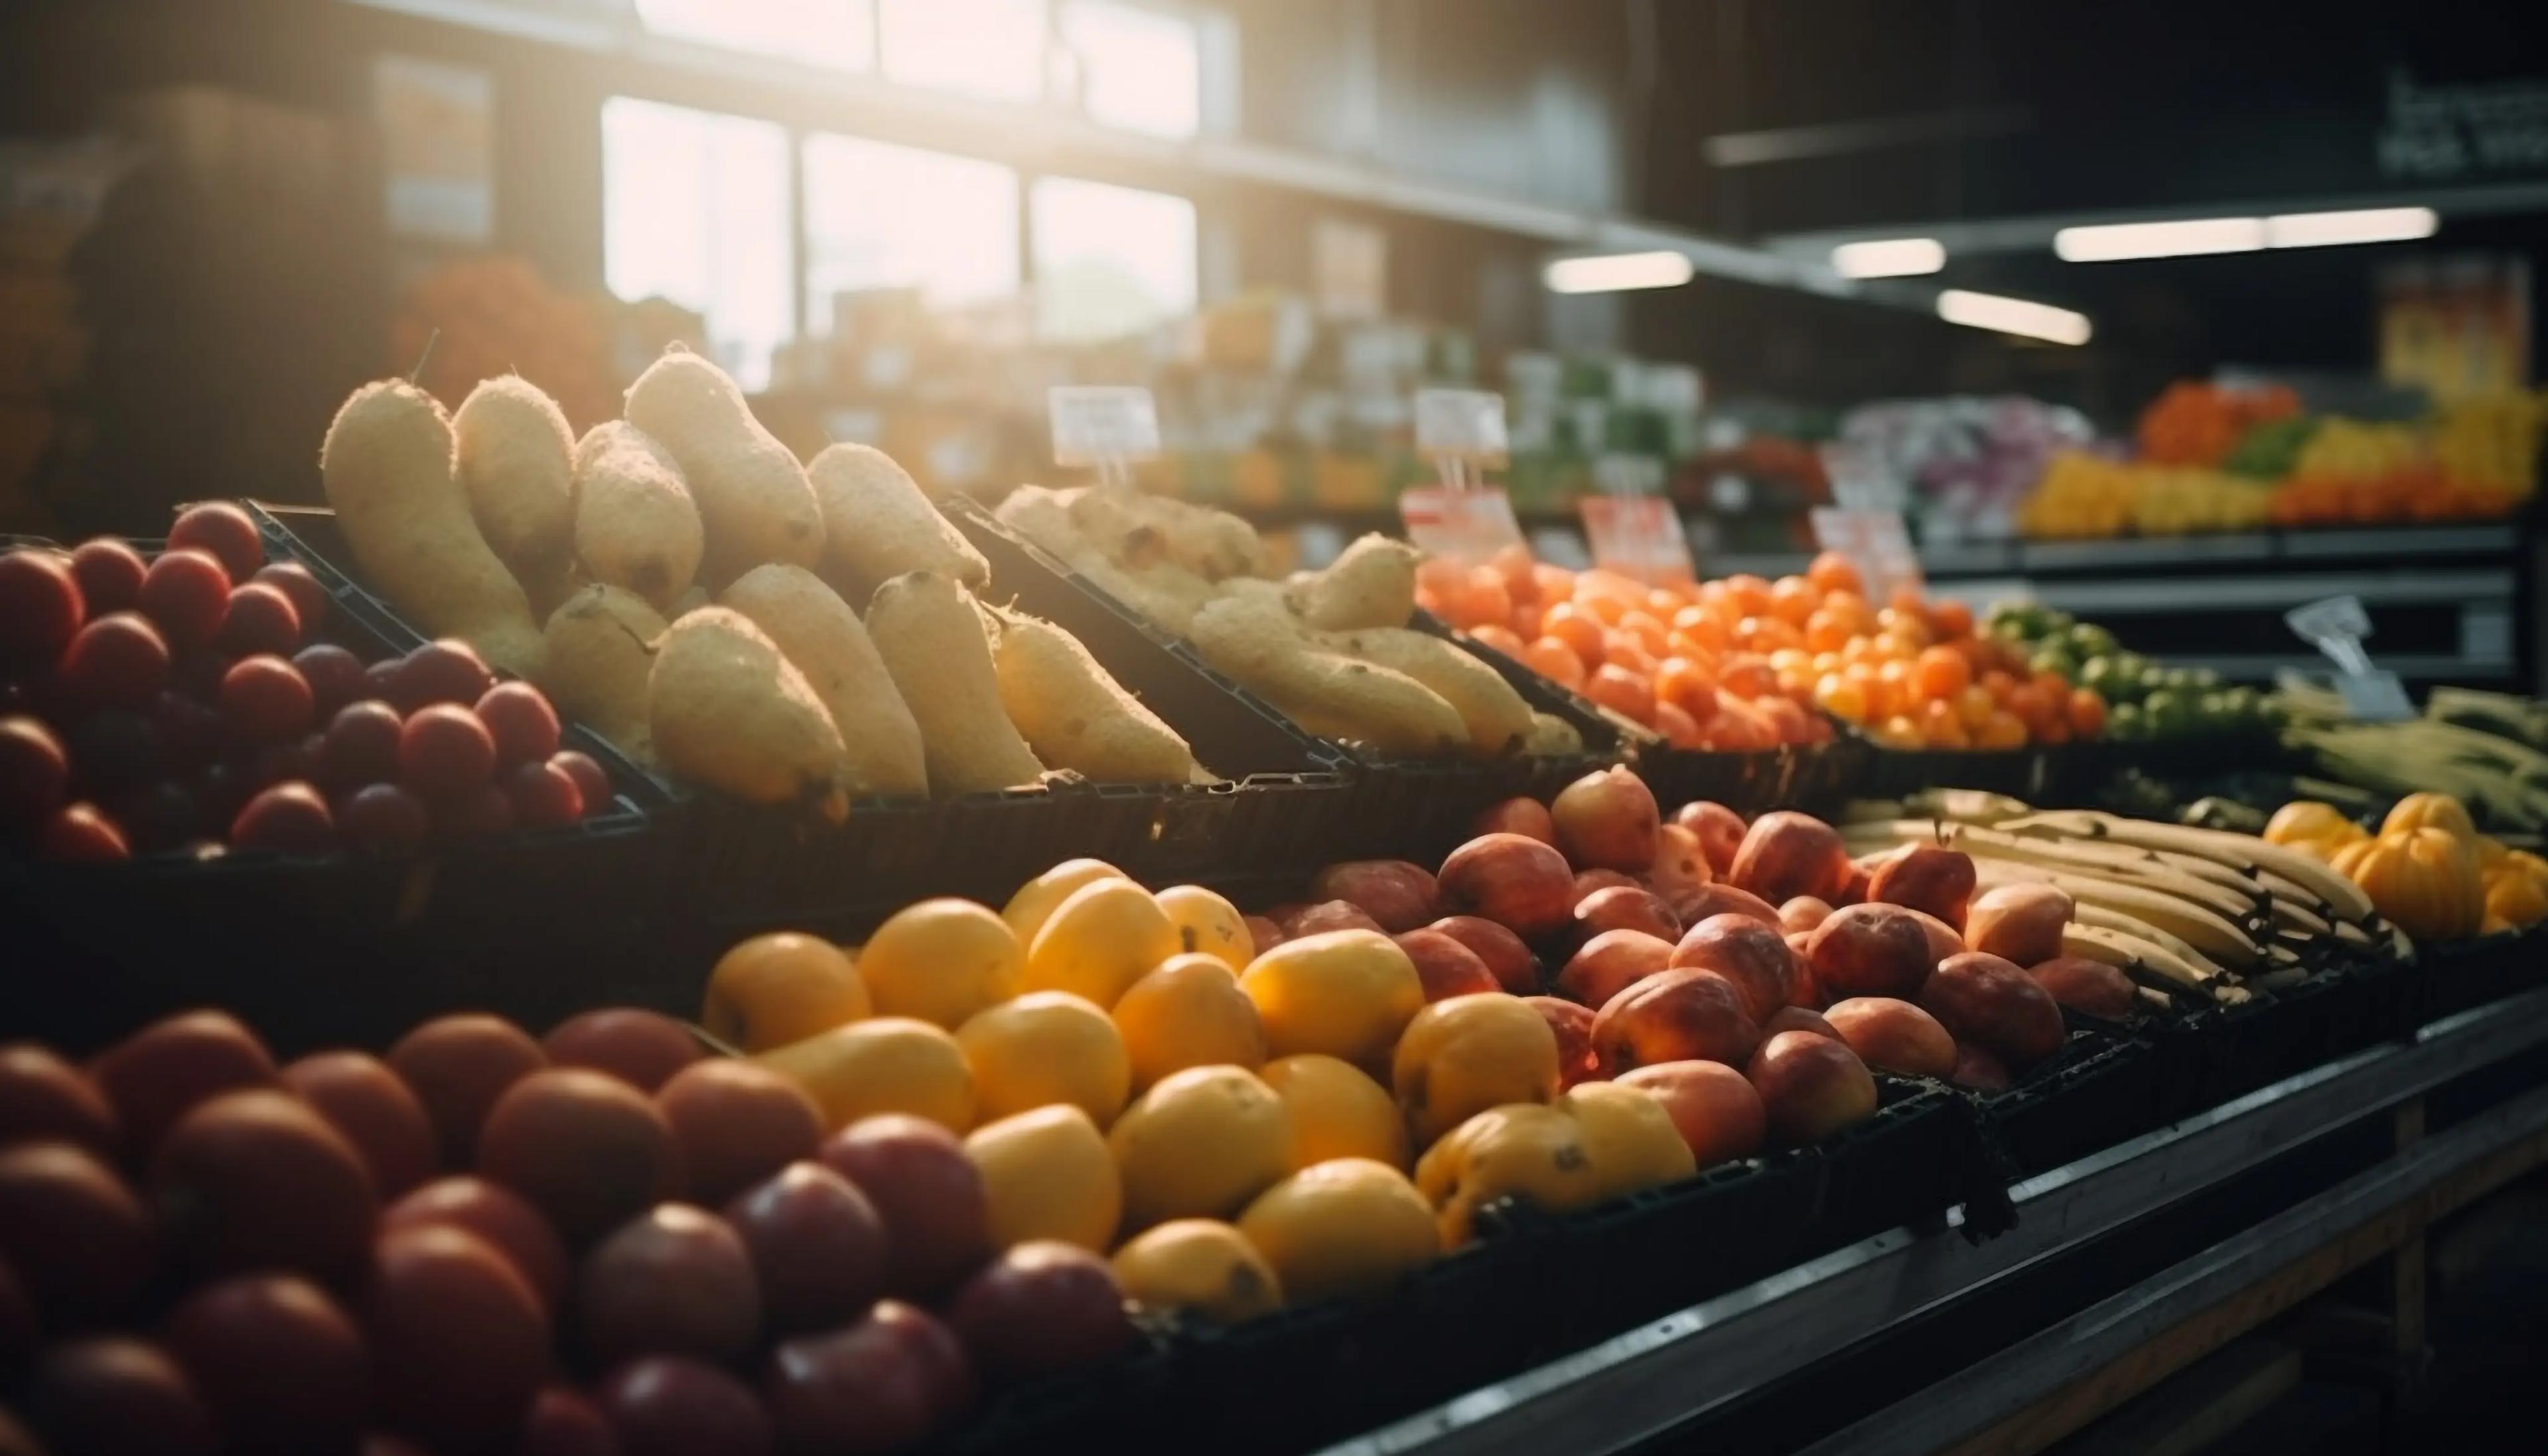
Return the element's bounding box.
[2054,217,2265,262]
[2264,206,2438,249]
[1544,250,1695,294]
[1831,237,1946,278]
[1936,288,2092,346]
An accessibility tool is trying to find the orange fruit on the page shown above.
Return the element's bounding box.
[1541,605,1606,669]
[1023,879,1180,1010]
[1813,672,1870,723]
[1919,700,1969,749]
[1768,576,1820,625]
[1975,710,2028,751]
[1744,616,1803,653]
[1804,611,1852,653]
[1754,695,1811,744]
[1618,611,1670,656]
[1449,568,1512,629]
[1113,955,1267,1091]
[1722,574,1773,616]
[2066,688,2107,739]
[1487,544,1537,599]
[956,991,1131,1126]
[1888,583,1927,618]
[1953,683,1996,732]
[1656,657,1719,720]
[2035,715,2072,745]
[1003,858,1131,944]
[1821,589,1871,631]
[1532,563,1575,603]
[1466,623,1527,657]
[1417,557,1469,597]
[1810,650,1842,676]
[1719,654,1776,700]
[1579,592,1629,627]
[1980,668,2018,704]
[861,899,1024,1029]
[1652,700,1704,748]
[1875,712,1925,750]
[1583,664,1658,726]
[1647,587,1686,616]
[1705,696,1779,751]
[1912,646,1972,702]
[701,933,872,1053]
[1807,551,1864,596]
[1602,635,1658,677]
[1522,636,1587,689]
[1928,598,1973,639]
[1413,586,1443,618]
[1261,1054,1406,1171]
[756,1018,976,1132]
[1110,1066,1292,1229]
[1511,601,1544,640]
[2005,683,2054,734]
[2030,669,2071,703]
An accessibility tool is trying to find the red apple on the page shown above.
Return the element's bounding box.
[1429,915,1539,994]
[1965,885,2074,968]
[1821,997,1957,1079]
[1668,913,1800,1021]
[1670,801,1747,875]
[1573,884,1680,943]
[1469,796,1555,846]
[577,1204,761,1366]
[1549,765,1660,872]
[380,1177,568,1316]
[724,1161,888,1335]
[1805,903,1936,1002]
[149,1090,379,1286]
[1921,953,2066,1071]
[1591,968,1760,1075]
[1865,844,1978,929]
[1393,929,1501,1001]
[1438,833,1575,939]
[1557,929,1674,1009]
[1726,811,1851,905]
[1309,860,1439,933]
[1521,997,1600,1089]
[1746,1031,1877,1146]
[2028,957,2140,1020]
[1617,1061,1765,1166]
[944,1240,1135,1385]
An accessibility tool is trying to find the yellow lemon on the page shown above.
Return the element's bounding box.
[1238,931,1423,1072]
[1107,1065,1291,1230]
[1236,1158,1439,1305]
[700,933,871,1053]
[964,1104,1123,1252]
[1561,1081,1697,1200]
[1112,954,1267,1091]
[1024,878,1180,1009]
[1391,993,1560,1150]
[1156,884,1253,974]
[856,899,1021,1029]
[1111,1219,1285,1324]
[1259,1054,1407,1171]
[1002,858,1129,944]
[754,1017,974,1132]
[1413,1102,1602,1247]
[954,992,1131,1126]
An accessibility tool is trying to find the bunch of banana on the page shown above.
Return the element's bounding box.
[1845,791,2389,1005]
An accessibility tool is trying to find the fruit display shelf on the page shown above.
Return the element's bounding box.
[1312,980,2548,1456]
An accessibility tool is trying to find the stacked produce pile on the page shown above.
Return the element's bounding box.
[2275,683,2548,834]
[995,490,1575,760]
[1839,789,2388,1003]
[1983,603,2270,744]
[316,353,1214,821]
[2018,381,2544,539]
[1,506,611,862]
[2267,792,2548,939]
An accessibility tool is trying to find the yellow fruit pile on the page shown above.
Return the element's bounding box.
[2268,792,2546,941]
[699,860,1701,1329]
[2433,390,2547,500]
[2017,452,2275,540]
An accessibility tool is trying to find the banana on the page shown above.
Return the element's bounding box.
[2071,902,2231,982]
[1999,811,2376,925]
[1841,798,1906,825]
[2061,923,2242,1002]
[1852,821,2266,927]
[1965,858,2262,968]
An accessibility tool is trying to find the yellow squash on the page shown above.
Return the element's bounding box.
[2347,828,2484,943]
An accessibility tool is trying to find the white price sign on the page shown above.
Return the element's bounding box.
[1399,485,1523,566]
[1414,388,1508,461]
[2288,594,2415,721]
[1810,507,1923,602]
[1047,386,1160,468]
[1579,496,1695,586]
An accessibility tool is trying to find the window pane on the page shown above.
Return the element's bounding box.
[1061,1,1200,139]
[634,0,876,71]
[804,135,1021,328]
[602,98,794,389]
[1030,176,1196,341]
[879,0,1046,103]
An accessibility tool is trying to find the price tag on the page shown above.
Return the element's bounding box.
[1047,386,1160,468]
[1414,388,1508,462]
[1579,496,1695,585]
[1810,507,1924,602]
[1399,485,1523,566]
[2288,594,2414,720]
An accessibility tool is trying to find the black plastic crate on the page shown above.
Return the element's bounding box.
[1973,1027,2163,1176]
[1,524,679,1054]
[2420,925,2545,1023]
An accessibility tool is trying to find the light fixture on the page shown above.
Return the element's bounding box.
[2263,206,2438,249]
[1543,250,1695,294]
[1831,237,1946,279]
[1936,288,2092,345]
[2053,217,2265,263]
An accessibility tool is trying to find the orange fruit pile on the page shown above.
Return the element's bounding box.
[1419,547,2106,754]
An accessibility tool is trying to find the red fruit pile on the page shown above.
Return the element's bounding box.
[0,508,610,862]
[0,1005,1133,1455]
[1251,767,2101,1162]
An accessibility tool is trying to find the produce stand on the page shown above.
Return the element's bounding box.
[1312,984,2548,1456]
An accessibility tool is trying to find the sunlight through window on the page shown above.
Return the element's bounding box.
[602,98,795,389]
[633,0,876,72]
[1030,176,1197,341]
[1061,1,1201,139]
[804,135,1021,328]
[879,0,1047,103]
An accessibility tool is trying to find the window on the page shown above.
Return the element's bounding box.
[803,135,1021,328]
[633,0,876,71]
[879,0,1047,103]
[602,98,795,389]
[1030,176,1197,340]
[1060,1,1200,139]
